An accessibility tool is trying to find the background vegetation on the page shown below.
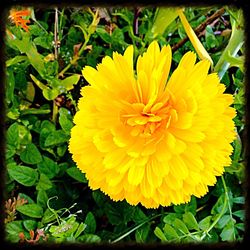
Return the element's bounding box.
[4,6,245,244]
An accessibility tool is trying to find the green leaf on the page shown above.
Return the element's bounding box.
[104,203,123,225]
[84,212,96,234]
[36,173,53,190]
[121,203,136,223]
[49,217,78,237]
[111,28,125,44]
[235,223,244,231]
[96,27,112,43]
[184,196,197,214]
[44,129,69,147]
[225,51,244,71]
[42,88,60,101]
[163,213,178,224]
[7,108,20,120]
[57,144,68,157]
[26,42,46,77]
[6,55,28,67]
[92,190,107,207]
[7,163,38,186]
[217,215,231,229]
[234,87,244,106]
[74,223,87,239]
[232,133,242,162]
[77,234,101,243]
[163,224,180,241]
[66,167,88,183]
[60,74,80,91]
[5,221,25,243]
[37,156,59,179]
[233,210,245,221]
[183,212,199,231]
[18,193,35,204]
[39,121,56,149]
[37,189,48,209]
[6,122,19,147]
[233,196,245,204]
[132,207,147,223]
[198,216,212,231]
[62,217,79,237]
[211,194,226,215]
[59,107,74,134]
[6,144,16,159]
[18,125,32,146]
[173,203,186,214]
[23,220,37,231]
[154,227,167,242]
[34,35,53,49]
[205,25,219,49]
[220,221,235,241]
[152,7,179,37]
[135,223,150,243]
[173,218,189,234]
[25,81,35,103]
[20,143,42,164]
[16,204,43,218]
[203,230,219,243]
[11,35,46,77]
[29,23,48,36]
[30,74,48,91]
[42,208,57,224]
[6,68,15,104]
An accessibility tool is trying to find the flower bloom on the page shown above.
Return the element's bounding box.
[9,9,31,32]
[69,41,236,208]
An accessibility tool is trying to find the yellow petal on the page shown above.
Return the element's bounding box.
[128,164,145,185]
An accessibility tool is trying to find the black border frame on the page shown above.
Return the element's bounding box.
[1,0,249,249]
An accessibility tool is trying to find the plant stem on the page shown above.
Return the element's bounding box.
[200,176,228,240]
[47,196,61,225]
[54,8,59,60]
[214,18,244,79]
[58,8,99,78]
[133,7,140,47]
[58,34,90,77]
[222,176,236,240]
[110,213,163,243]
[52,100,58,123]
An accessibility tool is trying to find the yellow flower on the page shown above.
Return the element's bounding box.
[69,41,236,208]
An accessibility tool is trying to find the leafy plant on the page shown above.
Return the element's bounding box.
[4,6,245,244]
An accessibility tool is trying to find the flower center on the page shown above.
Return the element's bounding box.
[121,100,174,137]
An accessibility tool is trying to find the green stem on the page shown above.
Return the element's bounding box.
[58,8,99,77]
[111,213,163,243]
[222,176,236,240]
[214,12,244,79]
[200,176,228,240]
[178,230,201,241]
[59,8,65,32]
[47,196,61,225]
[58,32,90,77]
[52,100,58,123]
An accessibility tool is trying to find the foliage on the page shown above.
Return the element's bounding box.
[4,6,245,244]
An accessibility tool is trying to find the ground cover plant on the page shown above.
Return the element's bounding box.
[4,6,245,244]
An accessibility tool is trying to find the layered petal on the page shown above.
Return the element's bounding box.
[69,41,236,209]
